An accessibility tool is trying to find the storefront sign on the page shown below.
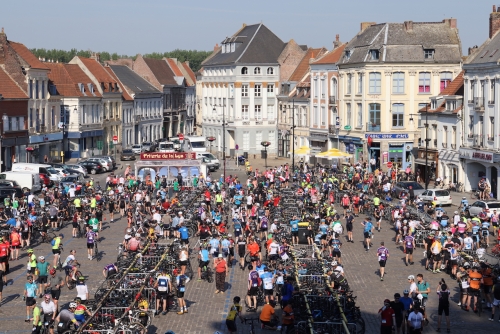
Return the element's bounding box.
[365,133,409,140]
[459,148,494,163]
[140,152,195,160]
[382,152,388,164]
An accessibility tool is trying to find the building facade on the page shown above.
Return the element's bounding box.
[200,23,288,157]
[337,20,463,171]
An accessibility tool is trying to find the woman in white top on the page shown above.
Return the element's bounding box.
[408,275,418,299]
[75,277,89,301]
[178,246,189,276]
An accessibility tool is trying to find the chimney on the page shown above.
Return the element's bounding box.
[185,61,190,67]
[333,34,341,49]
[0,27,6,44]
[404,21,414,32]
[214,43,219,52]
[490,5,500,38]
[442,18,457,28]
[360,22,376,33]
[468,45,479,55]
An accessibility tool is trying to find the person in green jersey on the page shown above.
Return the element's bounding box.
[88,214,100,239]
[193,175,199,188]
[28,298,43,329]
[173,179,180,193]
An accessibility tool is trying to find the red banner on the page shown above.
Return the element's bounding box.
[140,152,195,160]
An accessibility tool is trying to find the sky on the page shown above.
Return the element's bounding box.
[2,0,490,56]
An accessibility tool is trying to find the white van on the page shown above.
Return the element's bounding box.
[11,163,52,175]
[0,171,42,193]
[169,137,182,151]
[181,136,207,152]
[195,152,220,168]
[158,141,175,153]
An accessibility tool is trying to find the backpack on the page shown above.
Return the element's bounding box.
[157,277,169,292]
[51,239,56,247]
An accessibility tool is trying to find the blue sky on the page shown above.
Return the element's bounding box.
[3,0,489,55]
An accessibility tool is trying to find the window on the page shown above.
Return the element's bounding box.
[344,50,351,61]
[490,117,495,140]
[255,105,262,120]
[254,67,261,75]
[267,67,274,75]
[243,131,250,150]
[41,81,45,99]
[452,126,456,146]
[369,50,379,60]
[357,103,363,127]
[313,106,318,126]
[418,103,427,128]
[301,107,307,127]
[18,116,25,130]
[267,105,274,120]
[255,131,262,146]
[470,81,475,100]
[331,78,338,97]
[424,49,435,59]
[392,103,404,128]
[490,80,495,103]
[29,108,33,127]
[241,67,248,75]
[346,103,351,126]
[29,80,33,98]
[369,72,381,94]
[369,103,381,128]
[440,72,452,91]
[268,130,275,149]
[393,72,404,94]
[35,80,39,99]
[321,79,327,98]
[231,43,235,52]
[242,105,249,120]
[51,106,55,126]
[313,78,318,98]
[347,74,352,94]
[357,73,363,94]
[267,84,274,97]
[419,72,431,93]
[254,84,261,97]
[321,107,326,126]
[241,85,248,97]
[469,115,474,135]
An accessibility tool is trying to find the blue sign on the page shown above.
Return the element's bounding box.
[364,133,409,139]
[335,117,340,126]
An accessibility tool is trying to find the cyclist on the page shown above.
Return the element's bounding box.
[175,274,189,314]
[137,296,150,326]
[103,263,118,278]
[28,298,42,334]
[51,234,63,269]
[259,300,280,330]
[48,268,63,311]
[155,269,172,315]
[361,217,374,251]
[54,303,80,332]
[40,294,56,333]
[62,250,80,287]
[465,266,483,312]
[75,276,88,301]
[24,275,38,322]
[36,256,50,298]
[73,297,91,323]
[225,296,243,334]
[237,235,246,270]
[88,214,100,240]
[197,244,210,280]
[85,226,97,260]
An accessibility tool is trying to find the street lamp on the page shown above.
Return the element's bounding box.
[409,105,430,190]
[207,136,216,153]
[261,141,271,168]
[213,104,226,182]
[282,100,296,169]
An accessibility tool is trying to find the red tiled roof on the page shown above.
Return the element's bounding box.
[9,41,49,70]
[105,67,133,101]
[288,48,326,82]
[181,62,196,86]
[419,71,464,113]
[0,67,28,99]
[312,44,347,64]
[143,58,177,86]
[63,64,102,97]
[166,58,184,77]
[45,63,81,97]
[77,57,117,92]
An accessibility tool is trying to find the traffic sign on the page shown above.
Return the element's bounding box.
[235,144,239,150]
[113,135,118,144]
[179,133,184,141]
[387,162,393,168]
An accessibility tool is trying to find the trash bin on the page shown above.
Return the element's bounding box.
[298,222,310,245]
[261,150,267,159]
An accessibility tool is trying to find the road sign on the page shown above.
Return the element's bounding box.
[113,135,118,144]
[387,161,393,168]
[179,133,184,141]
[235,144,239,150]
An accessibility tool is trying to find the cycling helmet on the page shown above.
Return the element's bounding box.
[78,276,85,281]
[74,297,82,302]
[49,268,56,275]
[331,261,338,266]
[463,262,471,269]
[403,289,409,295]
[407,275,415,280]
[39,256,45,260]
[69,302,77,308]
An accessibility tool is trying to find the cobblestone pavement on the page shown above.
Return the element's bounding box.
[1,158,498,334]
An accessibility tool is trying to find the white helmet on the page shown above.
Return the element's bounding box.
[331,261,338,266]
[69,302,77,308]
[407,275,415,280]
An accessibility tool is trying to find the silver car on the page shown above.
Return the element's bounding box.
[86,158,112,172]
[131,144,142,155]
[467,200,500,217]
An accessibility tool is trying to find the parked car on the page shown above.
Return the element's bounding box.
[78,161,104,175]
[0,180,21,188]
[85,158,112,172]
[120,149,136,161]
[141,142,153,152]
[131,144,142,155]
[393,181,426,198]
[197,152,220,169]
[49,163,70,169]
[65,164,88,177]
[417,189,453,206]
[52,167,81,178]
[59,175,84,188]
[201,157,217,172]
[39,173,52,186]
[96,156,116,169]
[466,200,500,217]
[0,187,24,204]
[46,168,63,183]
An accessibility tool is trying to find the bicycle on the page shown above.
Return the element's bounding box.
[94,241,101,261]
[244,318,260,334]
[200,263,213,283]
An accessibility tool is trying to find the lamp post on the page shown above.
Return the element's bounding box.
[410,106,430,190]
[213,104,226,181]
[283,100,296,169]
[207,136,215,153]
[261,141,271,168]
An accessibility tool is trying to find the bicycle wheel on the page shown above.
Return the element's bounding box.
[207,269,214,283]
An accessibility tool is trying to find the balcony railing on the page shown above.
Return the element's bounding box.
[488,136,495,141]
[366,123,381,132]
[329,96,337,105]
[474,97,485,111]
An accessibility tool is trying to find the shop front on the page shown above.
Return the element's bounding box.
[1,135,29,170]
[438,149,461,188]
[459,148,500,197]
[309,131,328,155]
[365,133,414,171]
[414,148,439,185]
[338,135,363,163]
[67,130,104,159]
[29,132,63,163]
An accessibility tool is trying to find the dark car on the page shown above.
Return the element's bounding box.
[60,175,84,188]
[0,180,21,188]
[78,161,104,175]
[0,187,24,204]
[393,181,426,198]
[120,149,136,161]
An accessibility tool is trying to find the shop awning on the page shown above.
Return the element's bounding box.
[414,159,433,166]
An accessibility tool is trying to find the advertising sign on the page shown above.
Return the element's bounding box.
[140,152,196,160]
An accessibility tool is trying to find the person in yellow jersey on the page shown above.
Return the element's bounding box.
[73,197,82,214]
[373,195,380,207]
[28,298,43,332]
[226,296,244,334]
[90,195,97,211]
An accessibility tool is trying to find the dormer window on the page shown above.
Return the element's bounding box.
[369,50,379,60]
[431,99,437,109]
[267,67,274,75]
[254,67,261,75]
[345,50,351,61]
[231,43,235,52]
[79,83,85,93]
[241,67,248,75]
[424,49,435,59]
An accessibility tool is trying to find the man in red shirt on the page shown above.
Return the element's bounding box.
[273,194,280,207]
[378,299,396,334]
